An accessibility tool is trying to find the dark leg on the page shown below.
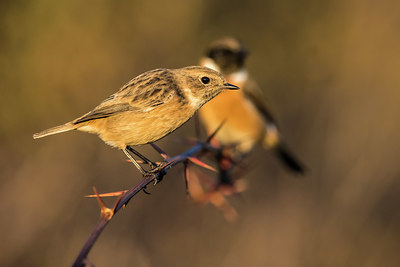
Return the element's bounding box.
[124,146,165,177]
[123,148,149,175]
[126,146,157,168]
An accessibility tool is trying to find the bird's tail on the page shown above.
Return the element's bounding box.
[262,124,306,175]
[273,143,305,175]
[33,122,77,139]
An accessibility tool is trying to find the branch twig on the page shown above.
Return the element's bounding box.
[72,141,213,267]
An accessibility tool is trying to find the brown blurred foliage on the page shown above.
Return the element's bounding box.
[1,0,400,266]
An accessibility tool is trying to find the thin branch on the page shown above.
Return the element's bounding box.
[150,143,169,160]
[72,141,209,267]
[73,121,238,266]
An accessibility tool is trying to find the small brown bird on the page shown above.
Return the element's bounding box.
[34,66,239,174]
[199,37,305,174]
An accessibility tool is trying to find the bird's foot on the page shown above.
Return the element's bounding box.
[141,162,167,184]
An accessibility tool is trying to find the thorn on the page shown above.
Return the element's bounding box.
[143,186,151,195]
[206,120,226,143]
[150,143,169,159]
[93,186,114,221]
[112,193,124,212]
[126,159,145,164]
[183,161,189,194]
[85,190,127,198]
[83,258,96,267]
[188,157,217,172]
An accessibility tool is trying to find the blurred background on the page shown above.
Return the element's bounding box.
[1,0,400,266]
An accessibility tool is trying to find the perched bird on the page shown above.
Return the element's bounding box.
[34,66,239,175]
[198,37,305,174]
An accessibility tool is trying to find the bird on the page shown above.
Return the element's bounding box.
[33,66,239,175]
[198,37,305,174]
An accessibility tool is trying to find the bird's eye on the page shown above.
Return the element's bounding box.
[201,76,210,84]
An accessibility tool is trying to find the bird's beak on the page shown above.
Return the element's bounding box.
[223,83,240,90]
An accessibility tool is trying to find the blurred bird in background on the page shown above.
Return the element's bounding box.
[199,37,305,174]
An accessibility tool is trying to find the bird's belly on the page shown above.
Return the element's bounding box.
[81,104,193,149]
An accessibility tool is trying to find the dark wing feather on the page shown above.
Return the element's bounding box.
[73,103,137,124]
[242,78,277,125]
[243,78,306,174]
[73,68,174,125]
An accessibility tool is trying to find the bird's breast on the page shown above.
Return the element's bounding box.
[90,99,195,148]
[199,88,265,147]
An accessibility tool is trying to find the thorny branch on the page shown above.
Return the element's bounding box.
[72,138,246,267]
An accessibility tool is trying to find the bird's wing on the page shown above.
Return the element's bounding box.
[73,69,174,125]
[73,102,138,124]
[242,78,278,125]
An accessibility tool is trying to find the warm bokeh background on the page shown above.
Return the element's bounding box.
[1,0,400,266]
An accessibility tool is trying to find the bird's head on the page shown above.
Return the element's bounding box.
[173,66,239,109]
[201,37,249,75]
